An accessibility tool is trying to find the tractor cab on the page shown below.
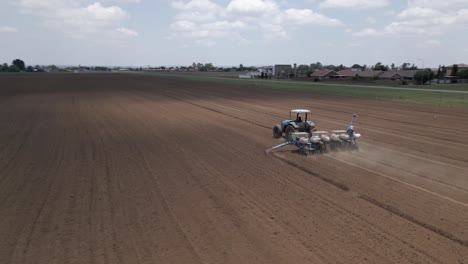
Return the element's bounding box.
[291,109,309,123]
[273,109,316,141]
[282,109,310,128]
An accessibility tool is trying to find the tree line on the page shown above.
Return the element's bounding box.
[0,59,45,72]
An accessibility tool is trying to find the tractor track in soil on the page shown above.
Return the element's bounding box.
[1,74,467,264]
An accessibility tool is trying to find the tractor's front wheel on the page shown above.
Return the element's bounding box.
[285,125,296,142]
[273,124,283,138]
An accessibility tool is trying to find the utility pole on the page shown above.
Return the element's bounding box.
[418,58,424,85]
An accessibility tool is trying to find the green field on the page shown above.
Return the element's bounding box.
[137,72,467,108]
[156,71,468,91]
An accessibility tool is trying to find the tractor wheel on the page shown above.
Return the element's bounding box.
[273,124,283,138]
[285,125,296,142]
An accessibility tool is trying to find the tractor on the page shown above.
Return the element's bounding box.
[267,114,361,156]
[273,109,316,142]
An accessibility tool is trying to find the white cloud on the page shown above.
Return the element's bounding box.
[319,0,389,9]
[0,26,19,33]
[347,42,362,47]
[195,39,217,47]
[397,7,442,19]
[116,27,138,38]
[416,39,441,48]
[168,0,342,46]
[18,0,72,10]
[355,2,468,38]
[172,0,221,12]
[408,0,468,8]
[170,20,196,31]
[104,0,141,3]
[383,20,441,35]
[456,9,468,23]
[278,8,342,26]
[365,16,376,24]
[18,0,131,38]
[226,0,278,15]
[203,21,246,30]
[175,11,218,22]
[259,23,288,39]
[353,28,383,36]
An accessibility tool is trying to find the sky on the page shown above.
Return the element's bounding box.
[0,0,467,67]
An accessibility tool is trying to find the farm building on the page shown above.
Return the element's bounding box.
[239,72,261,79]
[274,64,293,79]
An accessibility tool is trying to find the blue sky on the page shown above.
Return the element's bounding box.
[1,0,467,67]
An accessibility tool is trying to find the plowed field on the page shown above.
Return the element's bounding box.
[1,74,467,264]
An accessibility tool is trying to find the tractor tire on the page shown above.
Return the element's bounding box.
[273,124,283,138]
[285,125,296,142]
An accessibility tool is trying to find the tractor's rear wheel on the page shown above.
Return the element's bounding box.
[273,124,283,138]
[285,125,296,142]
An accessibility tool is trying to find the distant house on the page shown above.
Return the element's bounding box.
[310,69,338,79]
[446,63,468,76]
[356,70,418,80]
[356,70,383,78]
[383,70,418,80]
[379,71,402,80]
[336,69,358,78]
[447,63,468,71]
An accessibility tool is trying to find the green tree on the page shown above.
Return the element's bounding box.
[8,64,20,72]
[391,63,395,70]
[239,64,244,71]
[351,64,362,69]
[34,65,44,72]
[452,64,459,76]
[12,59,26,71]
[458,69,468,79]
[0,63,7,72]
[373,62,388,71]
[310,62,323,70]
[414,69,435,85]
[401,63,410,70]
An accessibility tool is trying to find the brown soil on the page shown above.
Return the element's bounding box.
[1,73,467,264]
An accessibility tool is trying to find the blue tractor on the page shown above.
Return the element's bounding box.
[273,109,316,142]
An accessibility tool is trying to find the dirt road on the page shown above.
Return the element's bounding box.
[1,74,467,263]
